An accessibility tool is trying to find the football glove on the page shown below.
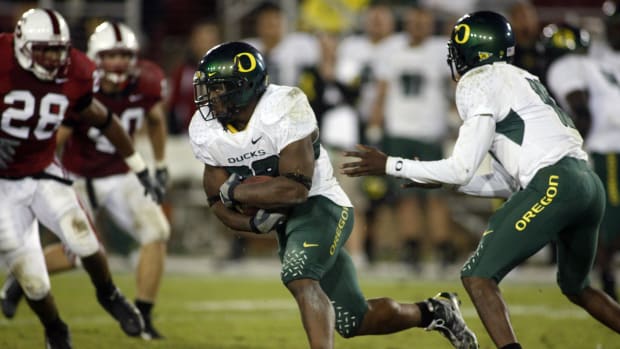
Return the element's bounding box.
[219,173,244,208]
[136,169,164,204]
[155,166,169,189]
[0,137,20,169]
[249,209,286,234]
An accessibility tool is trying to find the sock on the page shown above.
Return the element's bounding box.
[43,314,67,331]
[94,279,116,298]
[416,301,433,328]
[135,299,154,318]
[500,343,522,349]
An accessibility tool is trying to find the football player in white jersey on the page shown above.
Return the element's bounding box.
[545,3,620,302]
[370,5,455,269]
[343,11,620,348]
[189,41,478,349]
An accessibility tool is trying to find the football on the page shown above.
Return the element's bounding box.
[235,175,273,216]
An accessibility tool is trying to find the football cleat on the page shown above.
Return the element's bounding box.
[45,320,72,349]
[0,274,24,319]
[425,292,479,349]
[140,313,164,340]
[97,287,144,337]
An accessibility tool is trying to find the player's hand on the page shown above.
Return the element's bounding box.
[155,166,169,189]
[249,209,286,234]
[0,137,20,169]
[136,169,164,204]
[219,173,244,208]
[341,144,388,177]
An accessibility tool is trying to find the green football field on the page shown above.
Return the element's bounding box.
[0,270,618,349]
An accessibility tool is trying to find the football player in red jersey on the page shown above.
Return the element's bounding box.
[0,8,162,348]
[1,21,171,339]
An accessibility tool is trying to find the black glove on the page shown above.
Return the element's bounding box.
[155,166,169,189]
[136,169,164,204]
[219,173,244,208]
[249,209,286,234]
[0,137,20,169]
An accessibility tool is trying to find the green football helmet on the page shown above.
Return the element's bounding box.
[193,41,268,124]
[447,11,516,80]
[538,23,590,62]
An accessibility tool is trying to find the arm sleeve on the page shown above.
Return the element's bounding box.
[385,114,495,185]
[456,157,519,198]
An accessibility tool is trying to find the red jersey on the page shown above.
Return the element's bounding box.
[61,60,166,178]
[0,33,95,177]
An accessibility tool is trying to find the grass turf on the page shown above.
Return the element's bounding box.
[0,271,618,348]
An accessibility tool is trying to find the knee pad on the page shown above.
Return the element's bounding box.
[59,208,100,257]
[135,206,170,245]
[10,251,50,300]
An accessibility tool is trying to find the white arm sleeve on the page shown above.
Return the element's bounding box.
[385,114,495,185]
[456,157,519,198]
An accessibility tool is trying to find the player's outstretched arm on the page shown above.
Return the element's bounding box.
[341,144,388,177]
[80,98,163,203]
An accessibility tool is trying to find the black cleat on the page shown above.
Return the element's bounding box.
[141,314,164,340]
[1,274,24,319]
[97,287,144,337]
[45,321,72,349]
[425,292,479,349]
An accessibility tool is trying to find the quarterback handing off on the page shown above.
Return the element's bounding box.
[189,41,478,349]
[343,11,620,349]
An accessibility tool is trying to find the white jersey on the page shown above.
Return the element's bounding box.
[188,84,351,207]
[386,62,587,196]
[375,36,450,141]
[244,33,319,86]
[335,33,407,121]
[548,50,620,153]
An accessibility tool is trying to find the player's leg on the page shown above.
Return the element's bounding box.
[103,173,170,339]
[0,207,71,349]
[33,171,144,337]
[461,177,563,346]
[1,242,76,318]
[591,152,620,300]
[557,166,620,332]
[278,197,351,348]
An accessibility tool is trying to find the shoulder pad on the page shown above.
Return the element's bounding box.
[67,48,96,82]
[136,60,166,99]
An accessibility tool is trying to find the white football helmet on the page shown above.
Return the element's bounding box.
[14,8,71,81]
[88,21,139,84]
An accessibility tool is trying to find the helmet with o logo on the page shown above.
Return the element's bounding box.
[193,41,268,124]
[447,11,516,80]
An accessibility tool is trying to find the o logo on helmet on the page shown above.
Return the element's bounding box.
[454,24,471,44]
[234,52,257,73]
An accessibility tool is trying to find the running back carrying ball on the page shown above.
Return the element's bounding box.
[235,175,272,215]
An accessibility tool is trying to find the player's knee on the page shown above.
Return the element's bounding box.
[334,306,364,338]
[138,220,170,245]
[19,273,50,300]
[59,208,99,257]
[10,254,51,301]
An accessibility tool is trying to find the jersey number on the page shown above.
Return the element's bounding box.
[2,90,68,140]
[400,73,425,96]
[87,107,144,153]
[226,155,279,177]
[526,78,575,128]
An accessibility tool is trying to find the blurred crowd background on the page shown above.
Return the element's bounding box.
[0,0,612,273]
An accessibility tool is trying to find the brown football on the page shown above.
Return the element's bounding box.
[235,175,273,216]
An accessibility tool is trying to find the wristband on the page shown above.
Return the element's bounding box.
[125,152,147,173]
